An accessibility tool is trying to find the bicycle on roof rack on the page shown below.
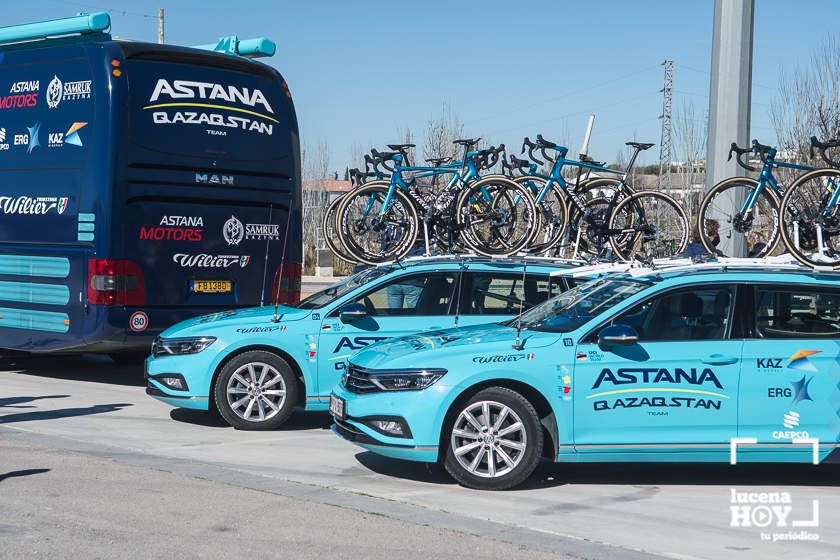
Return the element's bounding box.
[334,138,538,265]
[514,135,689,260]
[697,139,816,259]
[777,136,840,269]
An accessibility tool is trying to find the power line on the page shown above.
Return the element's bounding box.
[45,0,156,19]
[465,64,662,127]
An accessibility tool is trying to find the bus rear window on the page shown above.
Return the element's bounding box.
[126,59,292,162]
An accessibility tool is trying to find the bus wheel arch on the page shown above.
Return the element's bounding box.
[438,378,558,463]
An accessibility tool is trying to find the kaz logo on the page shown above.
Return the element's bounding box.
[757,350,822,372]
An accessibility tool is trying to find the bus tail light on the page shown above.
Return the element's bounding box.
[271,262,301,305]
[87,259,146,306]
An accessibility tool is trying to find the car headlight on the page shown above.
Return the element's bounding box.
[152,336,216,357]
[368,369,447,391]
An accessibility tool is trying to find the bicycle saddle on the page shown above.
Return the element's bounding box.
[387,144,416,150]
[453,138,481,147]
[426,157,452,166]
[626,142,655,151]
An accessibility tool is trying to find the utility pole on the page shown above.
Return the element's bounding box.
[157,7,164,44]
[658,60,674,199]
[705,0,754,256]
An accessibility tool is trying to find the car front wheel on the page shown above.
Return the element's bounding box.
[443,387,543,490]
[213,351,298,430]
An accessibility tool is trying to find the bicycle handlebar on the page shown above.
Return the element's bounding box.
[727,142,756,172]
[810,136,840,168]
[521,137,544,166]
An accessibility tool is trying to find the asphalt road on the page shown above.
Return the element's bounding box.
[1,354,838,560]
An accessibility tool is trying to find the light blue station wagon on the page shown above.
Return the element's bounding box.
[145,256,578,429]
[330,261,840,489]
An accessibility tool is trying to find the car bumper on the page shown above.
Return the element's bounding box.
[144,354,215,410]
[329,385,445,463]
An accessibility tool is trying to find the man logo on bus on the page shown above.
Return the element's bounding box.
[223,215,244,246]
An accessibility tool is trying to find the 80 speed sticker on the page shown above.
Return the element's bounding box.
[129,311,149,332]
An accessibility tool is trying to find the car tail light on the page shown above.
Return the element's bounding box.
[87,259,146,306]
[271,262,301,305]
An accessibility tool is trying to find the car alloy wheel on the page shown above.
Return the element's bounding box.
[443,387,543,490]
[214,351,298,430]
[451,400,527,478]
[226,362,287,423]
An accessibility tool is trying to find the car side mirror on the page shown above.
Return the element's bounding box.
[339,302,368,323]
[598,324,638,349]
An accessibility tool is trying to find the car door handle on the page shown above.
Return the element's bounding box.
[701,354,739,365]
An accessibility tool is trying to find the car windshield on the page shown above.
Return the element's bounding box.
[295,266,397,310]
[505,277,650,333]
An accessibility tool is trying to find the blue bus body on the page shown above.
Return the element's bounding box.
[0,28,302,355]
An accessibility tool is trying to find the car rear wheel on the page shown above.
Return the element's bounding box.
[213,351,298,430]
[443,387,542,490]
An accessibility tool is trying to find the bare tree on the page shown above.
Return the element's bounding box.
[673,99,707,219]
[301,139,331,274]
[770,35,840,165]
[394,125,417,165]
[423,102,464,163]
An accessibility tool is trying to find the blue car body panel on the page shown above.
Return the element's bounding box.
[333,269,840,465]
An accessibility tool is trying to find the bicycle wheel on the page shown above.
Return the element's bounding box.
[566,178,630,258]
[322,192,355,263]
[697,177,780,257]
[514,176,568,254]
[455,177,537,256]
[336,183,420,266]
[608,191,689,260]
[779,168,840,269]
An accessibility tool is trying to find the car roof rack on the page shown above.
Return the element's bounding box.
[625,255,840,279]
[382,253,589,268]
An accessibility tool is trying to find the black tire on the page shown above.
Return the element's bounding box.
[566,178,630,258]
[213,351,298,430]
[514,176,569,254]
[609,191,689,260]
[779,168,840,269]
[443,387,542,490]
[336,183,420,265]
[455,178,537,256]
[109,352,147,365]
[697,177,781,257]
[322,193,356,263]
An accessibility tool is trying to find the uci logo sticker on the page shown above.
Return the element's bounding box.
[129,311,149,332]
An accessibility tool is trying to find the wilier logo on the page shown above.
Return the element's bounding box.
[730,488,819,542]
[223,215,244,246]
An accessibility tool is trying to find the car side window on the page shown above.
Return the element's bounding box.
[755,286,840,338]
[348,273,458,317]
[464,273,564,315]
[606,285,736,342]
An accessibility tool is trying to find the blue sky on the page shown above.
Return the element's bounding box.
[5,0,838,172]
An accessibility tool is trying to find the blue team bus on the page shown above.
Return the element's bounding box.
[0,13,302,361]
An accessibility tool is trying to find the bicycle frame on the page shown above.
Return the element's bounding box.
[740,148,815,214]
[523,146,641,213]
[375,151,484,216]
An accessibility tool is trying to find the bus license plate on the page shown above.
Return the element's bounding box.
[192,280,232,294]
[329,395,345,420]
